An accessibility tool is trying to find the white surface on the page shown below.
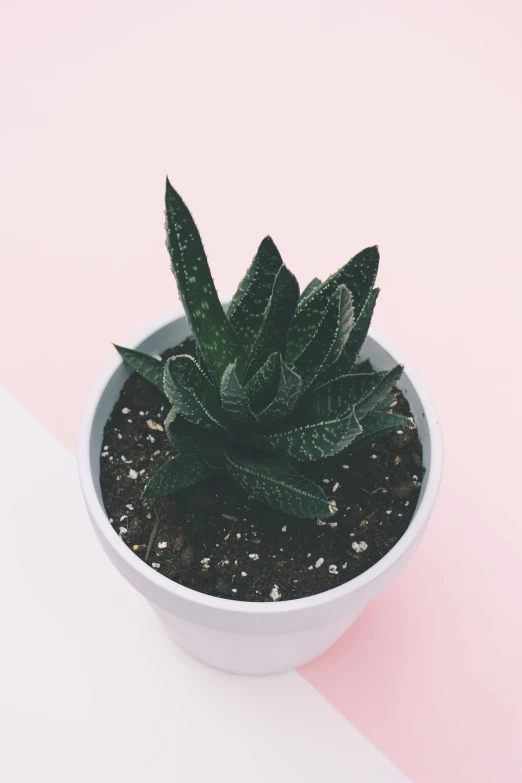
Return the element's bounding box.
[0,385,409,782]
[78,306,443,674]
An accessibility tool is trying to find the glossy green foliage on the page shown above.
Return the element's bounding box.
[115,180,413,518]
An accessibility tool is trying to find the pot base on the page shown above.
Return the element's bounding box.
[150,600,367,675]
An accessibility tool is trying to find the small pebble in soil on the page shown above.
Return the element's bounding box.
[270,585,281,601]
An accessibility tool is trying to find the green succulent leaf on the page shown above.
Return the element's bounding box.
[224,445,335,519]
[142,453,222,499]
[114,345,165,394]
[294,285,354,389]
[376,392,397,411]
[350,411,413,447]
[164,354,226,430]
[286,246,379,362]
[296,365,403,424]
[342,287,380,369]
[256,359,302,428]
[245,264,300,379]
[254,407,362,461]
[299,277,321,302]
[164,178,245,383]
[356,364,403,418]
[227,237,283,352]
[293,371,389,424]
[165,407,226,469]
[245,352,280,411]
[220,361,256,424]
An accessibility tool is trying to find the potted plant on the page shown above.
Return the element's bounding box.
[79,180,443,675]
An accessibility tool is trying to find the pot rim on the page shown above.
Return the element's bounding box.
[78,300,443,616]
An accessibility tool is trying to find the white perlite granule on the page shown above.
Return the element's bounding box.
[128,469,138,480]
[270,585,281,601]
[315,557,324,568]
[248,553,259,560]
[122,407,130,414]
[151,563,160,569]
[352,541,368,553]
[329,564,338,575]
[157,541,167,549]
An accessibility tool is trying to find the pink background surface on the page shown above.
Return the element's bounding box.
[1,2,521,780]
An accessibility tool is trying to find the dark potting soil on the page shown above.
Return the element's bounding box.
[100,338,424,602]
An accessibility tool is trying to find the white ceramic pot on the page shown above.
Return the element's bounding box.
[78,301,443,676]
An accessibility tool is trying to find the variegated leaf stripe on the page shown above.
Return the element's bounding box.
[245,264,300,380]
[245,352,280,411]
[299,277,321,303]
[294,285,354,390]
[224,446,335,519]
[227,236,283,353]
[165,178,245,383]
[165,407,226,469]
[114,345,165,393]
[163,355,227,430]
[355,364,403,418]
[349,411,413,448]
[255,358,302,428]
[142,453,222,499]
[342,287,380,369]
[286,246,379,363]
[254,407,362,462]
[292,371,390,424]
[220,362,257,424]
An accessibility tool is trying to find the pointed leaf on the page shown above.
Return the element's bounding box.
[245,264,300,379]
[164,354,226,430]
[142,454,222,499]
[164,178,245,383]
[165,407,226,469]
[227,237,283,352]
[256,359,302,428]
[220,362,256,423]
[254,408,362,461]
[287,246,379,362]
[294,285,354,389]
[342,287,380,369]
[296,365,403,424]
[114,345,165,393]
[299,277,321,302]
[292,371,389,424]
[376,393,397,411]
[356,364,403,418]
[350,412,413,447]
[224,446,335,519]
[245,352,280,411]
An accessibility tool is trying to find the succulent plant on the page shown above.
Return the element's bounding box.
[114,179,412,519]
